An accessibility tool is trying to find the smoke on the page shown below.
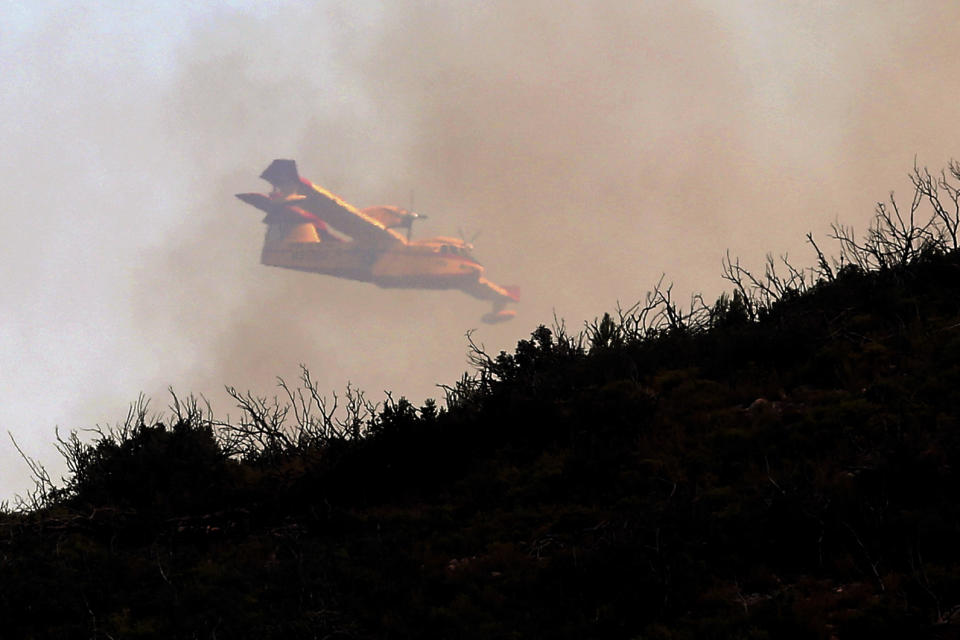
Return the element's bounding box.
[4,1,960,499]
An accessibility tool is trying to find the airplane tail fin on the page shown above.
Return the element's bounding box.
[259,159,301,189]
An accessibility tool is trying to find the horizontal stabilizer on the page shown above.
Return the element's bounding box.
[235,192,271,208]
[236,191,298,213]
[236,192,306,208]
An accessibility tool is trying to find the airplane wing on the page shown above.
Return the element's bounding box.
[235,192,343,242]
[259,160,405,249]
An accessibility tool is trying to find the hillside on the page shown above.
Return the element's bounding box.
[3,176,960,638]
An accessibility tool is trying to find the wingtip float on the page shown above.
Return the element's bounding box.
[237,159,519,323]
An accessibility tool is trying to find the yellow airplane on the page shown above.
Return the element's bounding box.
[237,160,519,324]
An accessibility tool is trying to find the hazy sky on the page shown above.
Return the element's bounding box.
[3,1,959,501]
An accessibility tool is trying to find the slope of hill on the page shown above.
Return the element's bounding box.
[3,184,960,638]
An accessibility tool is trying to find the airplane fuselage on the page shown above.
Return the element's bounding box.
[261,226,485,290]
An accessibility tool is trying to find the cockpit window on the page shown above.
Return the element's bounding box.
[438,244,476,261]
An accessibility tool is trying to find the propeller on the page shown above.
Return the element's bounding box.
[400,190,423,241]
[457,227,482,249]
[404,210,426,241]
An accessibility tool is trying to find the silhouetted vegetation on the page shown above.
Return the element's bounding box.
[4,161,960,638]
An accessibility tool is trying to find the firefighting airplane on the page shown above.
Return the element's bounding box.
[236,160,519,323]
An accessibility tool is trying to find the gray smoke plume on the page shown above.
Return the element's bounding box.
[3,2,960,499]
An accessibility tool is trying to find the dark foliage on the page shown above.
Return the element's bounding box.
[5,163,960,638]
